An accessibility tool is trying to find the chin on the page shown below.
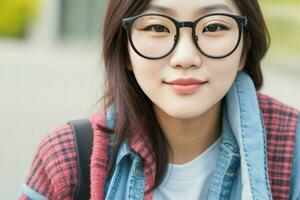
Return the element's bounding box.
[164,107,208,120]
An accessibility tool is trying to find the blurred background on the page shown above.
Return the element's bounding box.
[0,0,299,199]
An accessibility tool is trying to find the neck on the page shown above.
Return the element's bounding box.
[154,102,222,164]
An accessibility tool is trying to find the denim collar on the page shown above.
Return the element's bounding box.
[105,106,132,164]
[223,71,271,199]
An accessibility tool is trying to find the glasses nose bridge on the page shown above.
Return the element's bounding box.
[174,21,197,49]
[175,21,196,41]
[172,21,201,60]
[177,21,194,29]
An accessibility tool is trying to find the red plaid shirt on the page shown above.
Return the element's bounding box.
[21,93,299,200]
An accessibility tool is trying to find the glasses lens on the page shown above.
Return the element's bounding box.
[195,15,240,57]
[131,15,176,58]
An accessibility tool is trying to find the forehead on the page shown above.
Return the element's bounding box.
[146,0,241,19]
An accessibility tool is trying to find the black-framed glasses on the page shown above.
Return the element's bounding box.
[122,13,247,59]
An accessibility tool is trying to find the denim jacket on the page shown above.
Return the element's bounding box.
[103,71,300,200]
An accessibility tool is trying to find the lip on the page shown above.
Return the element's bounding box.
[164,78,207,94]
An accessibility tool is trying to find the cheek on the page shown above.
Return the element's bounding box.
[210,60,239,82]
[129,46,164,94]
[207,45,243,93]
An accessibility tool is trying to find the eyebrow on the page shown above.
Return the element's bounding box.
[146,3,233,16]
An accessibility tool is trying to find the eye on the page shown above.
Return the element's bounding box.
[144,24,170,33]
[203,24,228,33]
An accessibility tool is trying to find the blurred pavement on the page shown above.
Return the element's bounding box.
[0,41,104,199]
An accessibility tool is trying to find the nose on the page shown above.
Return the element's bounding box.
[169,28,202,69]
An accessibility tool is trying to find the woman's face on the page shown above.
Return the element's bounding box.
[128,0,245,120]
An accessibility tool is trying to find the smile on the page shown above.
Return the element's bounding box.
[164,78,208,95]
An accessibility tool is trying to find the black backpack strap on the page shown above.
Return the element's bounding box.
[68,119,93,200]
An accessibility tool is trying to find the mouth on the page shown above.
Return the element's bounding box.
[163,78,208,95]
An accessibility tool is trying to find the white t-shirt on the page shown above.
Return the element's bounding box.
[153,137,221,200]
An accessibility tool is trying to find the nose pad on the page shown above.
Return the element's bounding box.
[194,35,198,42]
[174,35,177,42]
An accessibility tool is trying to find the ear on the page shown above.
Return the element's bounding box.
[127,44,134,71]
[127,63,133,71]
[238,54,246,71]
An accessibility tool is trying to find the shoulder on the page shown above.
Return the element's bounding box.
[257,92,299,142]
[24,124,78,199]
[22,111,108,199]
[257,94,300,199]
[257,92,299,124]
[35,124,77,171]
[38,124,76,157]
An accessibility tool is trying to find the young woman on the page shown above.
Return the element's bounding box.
[20,0,300,199]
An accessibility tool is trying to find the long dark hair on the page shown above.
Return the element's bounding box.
[101,0,270,193]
